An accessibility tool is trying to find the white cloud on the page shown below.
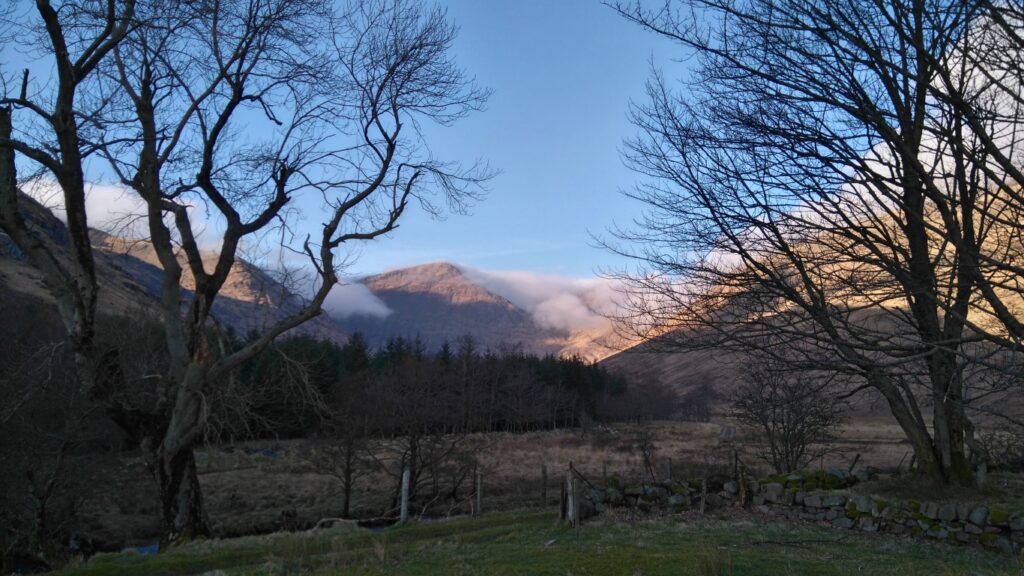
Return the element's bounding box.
[23,177,219,246]
[461,268,623,333]
[22,178,149,236]
[323,281,392,318]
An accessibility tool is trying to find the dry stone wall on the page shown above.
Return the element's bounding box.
[583,469,1024,556]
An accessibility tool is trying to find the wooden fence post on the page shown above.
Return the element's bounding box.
[541,463,548,507]
[699,478,708,516]
[399,466,410,524]
[475,469,483,516]
[565,468,577,527]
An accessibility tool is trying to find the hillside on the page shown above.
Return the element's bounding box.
[337,262,625,360]
[0,194,346,343]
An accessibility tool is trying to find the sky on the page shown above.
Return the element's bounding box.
[342,0,678,278]
[6,0,684,282]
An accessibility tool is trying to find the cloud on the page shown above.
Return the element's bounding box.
[461,268,623,333]
[22,177,222,246]
[22,178,150,236]
[323,281,392,318]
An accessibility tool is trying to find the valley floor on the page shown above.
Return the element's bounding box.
[53,508,1021,576]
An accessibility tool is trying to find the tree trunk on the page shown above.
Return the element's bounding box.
[156,446,209,546]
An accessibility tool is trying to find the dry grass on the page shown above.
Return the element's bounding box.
[70,416,946,549]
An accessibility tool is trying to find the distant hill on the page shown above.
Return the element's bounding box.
[337,262,625,360]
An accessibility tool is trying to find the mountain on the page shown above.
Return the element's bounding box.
[0,195,346,344]
[336,262,624,360]
[2,198,625,359]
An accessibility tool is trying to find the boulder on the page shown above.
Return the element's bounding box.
[723,481,738,495]
[803,494,824,508]
[832,517,855,529]
[1008,515,1024,532]
[821,494,848,507]
[763,483,785,503]
[668,493,690,506]
[849,495,873,515]
[956,503,970,522]
[968,507,988,526]
[858,517,878,532]
[937,504,958,522]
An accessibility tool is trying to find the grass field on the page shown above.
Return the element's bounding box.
[54,509,1022,576]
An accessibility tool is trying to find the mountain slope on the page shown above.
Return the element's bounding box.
[0,195,346,343]
[340,262,564,355]
[337,262,626,360]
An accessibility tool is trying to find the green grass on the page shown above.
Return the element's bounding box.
[53,510,1022,576]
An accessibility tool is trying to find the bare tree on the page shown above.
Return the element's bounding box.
[0,0,491,542]
[608,0,1024,485]
[732,356,843,474]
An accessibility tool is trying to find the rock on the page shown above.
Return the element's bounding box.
[955,532,973,544]
[956,503,970,522]
[996,536,1014,555]
[824,509,840,520]
[723,481,738,494]
[764,483,785,503]
[826,467,850,483]
[921,502,940,519]
[937,504,958,522]
[624,485,643,497]
[926,526,949,540]
[858,517,878,532]
[794,491,806,506]
[850,495,873,514]
[888,523,907,535]
[590,489,607,504]
[803,494,823,508]
[968,507,989,526]
[821,494,848,507]
[832,517,855,529]
[964,523,984,535]
[755,504,771,514]
[1009,515,1024,532]
[786,473,803,482]
[989,508,1011,526]
[668,494,689,508]
[854,468,871,483]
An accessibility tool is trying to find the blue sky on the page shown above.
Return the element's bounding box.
[346,0,678,278]
[7,0,681,280]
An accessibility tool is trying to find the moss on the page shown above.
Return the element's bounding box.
[988,508,1010,525]
[907,500,921,513]
[979,532,1001,544]
[607,477,621,489]
[671,486,688,495]
[760,474,787,486]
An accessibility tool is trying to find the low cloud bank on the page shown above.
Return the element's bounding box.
[462,268,621,334]
[324,282,392,318]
